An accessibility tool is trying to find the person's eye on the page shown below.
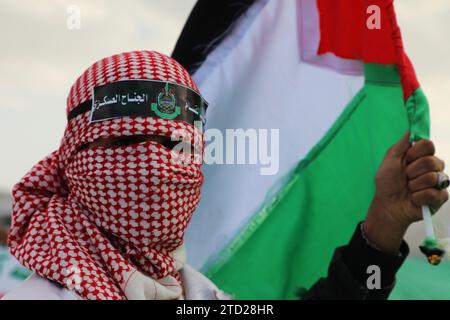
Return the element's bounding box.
[112,137,143,147]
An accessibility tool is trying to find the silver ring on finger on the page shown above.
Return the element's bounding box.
[435,172,450,190]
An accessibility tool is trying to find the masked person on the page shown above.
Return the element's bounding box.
[3,51,227,300]
[3,51,449,300]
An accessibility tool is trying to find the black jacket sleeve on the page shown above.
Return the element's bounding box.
[302,222,409,300]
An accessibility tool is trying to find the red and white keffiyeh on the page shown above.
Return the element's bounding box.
[8,51,204,300]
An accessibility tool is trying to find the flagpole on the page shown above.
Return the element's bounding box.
[422,205,435,240]
[412,141,445,265]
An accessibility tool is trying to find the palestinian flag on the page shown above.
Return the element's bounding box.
[172,0,447,299]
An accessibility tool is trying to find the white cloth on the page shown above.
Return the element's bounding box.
[1,264,231,300]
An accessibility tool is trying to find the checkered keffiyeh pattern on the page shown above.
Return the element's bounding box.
[8,51,204,300]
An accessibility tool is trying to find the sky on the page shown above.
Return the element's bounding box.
[0,0,197,191]
[0,1,449,248]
